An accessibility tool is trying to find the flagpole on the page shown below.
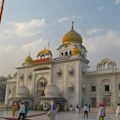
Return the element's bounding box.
[0,0,5,23]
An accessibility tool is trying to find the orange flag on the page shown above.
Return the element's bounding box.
[0,0,5,23]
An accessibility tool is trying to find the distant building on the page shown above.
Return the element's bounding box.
[0,76,7,102]
[5,23,120,111]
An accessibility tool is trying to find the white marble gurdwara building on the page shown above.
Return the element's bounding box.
[5,23,120,110]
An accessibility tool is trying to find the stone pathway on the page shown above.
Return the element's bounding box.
[0,111,116,120]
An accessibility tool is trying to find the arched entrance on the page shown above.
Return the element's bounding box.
[37,78,47,96]
[37,77,47,109]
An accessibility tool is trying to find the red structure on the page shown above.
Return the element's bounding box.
[0,0,5,23]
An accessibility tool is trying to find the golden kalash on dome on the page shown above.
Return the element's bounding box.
[71,47,81,56]
[24,54,33,64]
[62,22,82,44]
[37,47,52,59]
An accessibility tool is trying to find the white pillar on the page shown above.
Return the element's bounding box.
[79,62,83,107]
[96,79,101,107]
[48,64,53,85]
[24,71,27,86]
[64,64,67,98]
[32,72,37,102]
[75,61,80,105]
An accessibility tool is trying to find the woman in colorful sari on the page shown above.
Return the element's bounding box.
[97,103,105,120]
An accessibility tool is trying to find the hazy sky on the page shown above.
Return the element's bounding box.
[0,0,120,76]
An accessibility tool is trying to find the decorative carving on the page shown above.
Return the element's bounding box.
[19,74,24,80]
[69,68,74,76]
[28,73,32,80]
[68,82,74,93]
[56,69,62,77]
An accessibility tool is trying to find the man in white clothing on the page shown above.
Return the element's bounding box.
[83,104,89,118]
[18,102,25,120]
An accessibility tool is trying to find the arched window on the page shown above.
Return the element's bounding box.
[91,84,96,92]
[65,52,68,56]
[61,53,63,56]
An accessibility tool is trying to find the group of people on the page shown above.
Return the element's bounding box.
[80,103,105,120]
[64,104,81,112]
[11,102,120,120]
[11,102,29,120]
[46,103,105,120]
[97,102,120,120]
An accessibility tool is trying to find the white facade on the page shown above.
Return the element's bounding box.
[5,24,120,111]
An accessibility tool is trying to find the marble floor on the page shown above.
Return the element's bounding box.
[0,110,116,120]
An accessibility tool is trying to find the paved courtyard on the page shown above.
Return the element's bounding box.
[0,110,116,120]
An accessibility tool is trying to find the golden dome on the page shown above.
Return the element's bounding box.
[37,48,52,58]
[71,47,81,55]
[25,55,33,64]
[62,22,82,44]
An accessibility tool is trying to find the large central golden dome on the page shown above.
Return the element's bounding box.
[62,22,82,44]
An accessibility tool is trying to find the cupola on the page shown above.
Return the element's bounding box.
[62,22,82,45]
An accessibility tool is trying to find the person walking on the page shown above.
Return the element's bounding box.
[97,103,105,120]
[76,104,80,113]
[16,102,20,117]
[78,104,80,113]
[11,103,18,118]
[18,102,25,120]
[83,104,89,119]
[47,104,57,120]
[25,103,29,119]
[116,103,120,120]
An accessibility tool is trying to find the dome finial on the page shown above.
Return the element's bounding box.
[29,52,30,56]
[48,39,50,49]
[71,21,74,30]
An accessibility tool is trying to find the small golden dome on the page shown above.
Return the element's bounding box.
[71,47,81,55]
[62,22,82,44]
[37,48,52,58]
[25,55,33,64]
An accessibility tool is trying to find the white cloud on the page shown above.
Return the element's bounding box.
[57,16,83,23]
[84,29,120,70]
[0,19,47,43]
[22,38,48,53]
[0,38,49,76]
[57,17,69,23]
[12,19,47,37]
[113,0,120,5]
[86,28,100,36]
[0,19,48,76]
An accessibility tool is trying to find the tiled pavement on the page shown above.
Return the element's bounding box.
[0,110,116,120]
